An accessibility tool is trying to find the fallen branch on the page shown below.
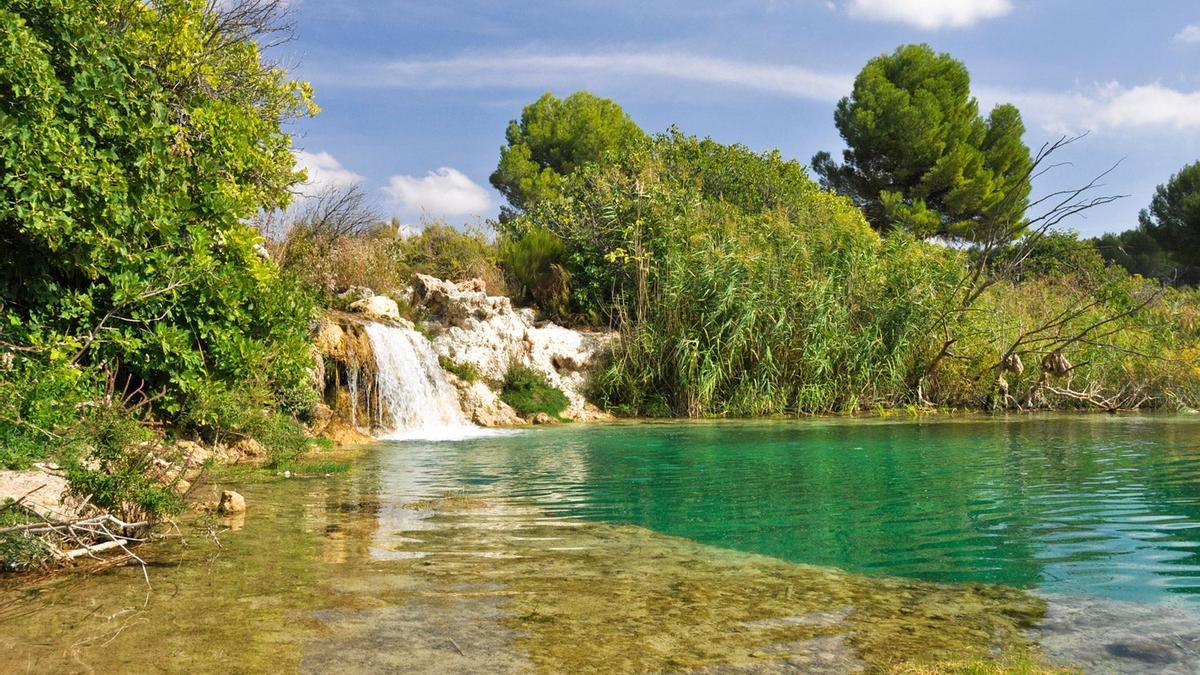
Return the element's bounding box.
[62,539,131,560]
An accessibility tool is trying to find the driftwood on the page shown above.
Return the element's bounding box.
[2,509,151,578]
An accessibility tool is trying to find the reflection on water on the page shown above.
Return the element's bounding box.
[2,415,1200,673]
[378,416,1200,607]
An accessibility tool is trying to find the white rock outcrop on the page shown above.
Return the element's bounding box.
[349,295,401,323]
[411,274,615,422]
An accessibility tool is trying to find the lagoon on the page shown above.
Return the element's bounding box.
[4,415,1200,672]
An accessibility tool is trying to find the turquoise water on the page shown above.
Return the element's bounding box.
[384,415,1200,606]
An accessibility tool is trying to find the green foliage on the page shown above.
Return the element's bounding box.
[64,405,181,521]
[486,88,1200,417]
[0,0,320,431]
[1129,160,1200,284]
[1093,229,1176,283]
[0,0,323,527]
[931,270,1200,411]
[490,91,647,212]
[501,365,569,417]
[597,195,964,416]
[499,226,571,317]
[997,230,1107,280]
[0,356,181,519]
[656,127,817,214]
[1140,161,1200,269]
[1085,162,1200,286]
[439,355,480,383]
[498,127,824,322]
[812,44,1032,242]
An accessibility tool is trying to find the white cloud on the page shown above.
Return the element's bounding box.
[349,48,1200,135]
[355,51,851,102]
[981,82,1200,133]
[293,150,363,196]
[1174,24,1200,44]
[845,0,1012,29]
[383,168,493,217]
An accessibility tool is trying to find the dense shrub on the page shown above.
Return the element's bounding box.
[499,226,571,318]
[597,195,963,415]
[277,221,507,301]
[501,366,569,418]
[487,93,1200,416]
[0,0,322,508]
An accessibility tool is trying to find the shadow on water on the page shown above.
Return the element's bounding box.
[1,415,1199,672]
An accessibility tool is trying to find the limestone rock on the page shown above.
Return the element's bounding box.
[410,274,616,421]
[322,420,375,447]
[446,374,523,427]
[530,412,557,425]
[349,294,402,322]
[0,467,82,521]
[218,490,246,515]
[231,438,268,465]
[174,439,211,466]
[314,318,346,356]
[337,286,375,303]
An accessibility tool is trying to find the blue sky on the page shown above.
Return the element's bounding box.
[280,0,1200,237]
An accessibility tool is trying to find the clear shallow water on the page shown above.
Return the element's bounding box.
[6,415,1200,672]
[382,415,1200,607]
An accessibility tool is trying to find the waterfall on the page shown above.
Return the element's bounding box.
[361,322,476,439]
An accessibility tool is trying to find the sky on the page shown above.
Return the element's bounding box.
[279,0,1200,237]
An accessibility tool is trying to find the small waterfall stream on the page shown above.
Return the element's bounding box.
[360,322,476,439]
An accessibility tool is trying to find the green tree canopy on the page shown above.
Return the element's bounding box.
[1140,161,1200,274]
[813,44,1033,243]
[490,91,646,212]
[0,0,319,428]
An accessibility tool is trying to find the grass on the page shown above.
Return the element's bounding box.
[0,501,55,572]
[500,365,569,418]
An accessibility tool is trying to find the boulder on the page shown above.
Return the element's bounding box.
[349,295,401,322]
[231,438,268,465]
[217,490,246,515]
[337,285,375,303]
[0,467,82,521]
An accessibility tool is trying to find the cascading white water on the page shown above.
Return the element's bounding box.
[361,322,479,440]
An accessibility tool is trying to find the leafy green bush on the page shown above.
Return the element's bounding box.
[0,0,324,526]
[501,366,569,417]
[439,355,481,383]
[596,191,962,416]
[499,226,571,316]
[64,405,181,521]
[0,0,319,432]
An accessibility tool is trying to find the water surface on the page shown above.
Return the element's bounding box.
[392,415,1200,606]
[5,414,1200,672]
